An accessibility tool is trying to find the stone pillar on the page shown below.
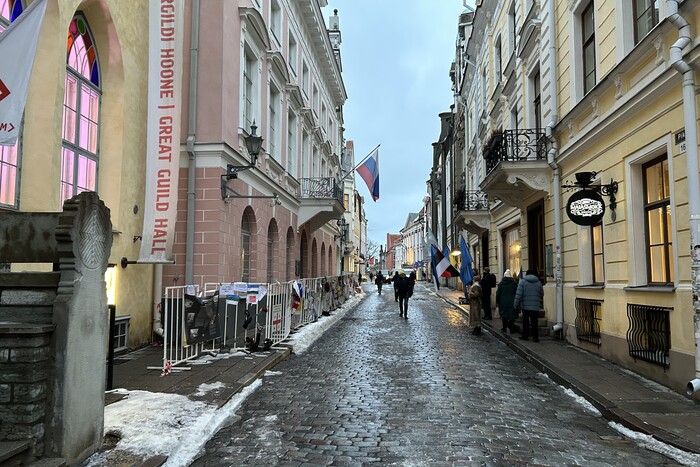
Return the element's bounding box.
[44,193,112,465]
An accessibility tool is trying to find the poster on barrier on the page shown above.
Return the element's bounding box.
[272,304,283,333]
[183,294,221,344]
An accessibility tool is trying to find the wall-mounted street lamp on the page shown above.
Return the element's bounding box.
[562,171,619,224]
[221,122,280,205]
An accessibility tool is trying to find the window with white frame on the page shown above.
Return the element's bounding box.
[321,103,327,132]
[113,315,130,352]
[270,0,281,44]
[288,32,298,75]
[312,146,319,177]
[633,0,659,45]
[287,111,297,176]
[626,141,676,287]
[269,83,281,161]
[243,48,257,131]
[580,221,605,285]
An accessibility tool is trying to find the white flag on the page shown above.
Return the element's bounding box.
[0,0,47,146]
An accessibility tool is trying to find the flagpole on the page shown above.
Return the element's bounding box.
[340,144,380,181]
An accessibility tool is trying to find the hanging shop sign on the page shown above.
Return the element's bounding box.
[566,189,605,226]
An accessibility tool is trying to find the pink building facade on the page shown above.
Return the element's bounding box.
[164,1,347,287]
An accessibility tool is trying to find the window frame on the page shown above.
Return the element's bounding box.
[581,1,596,95]
[241,211,252,282]
[633,0,659,45]
[591,222,605,285]
[642,156,673,285]
[61,13,102,206]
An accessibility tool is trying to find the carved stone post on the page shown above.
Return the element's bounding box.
[44,192,112,464]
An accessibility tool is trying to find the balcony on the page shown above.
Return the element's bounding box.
[454,190,490,234]
[479,129,551,208]
[297,177,344,231]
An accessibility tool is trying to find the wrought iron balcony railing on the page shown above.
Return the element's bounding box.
[454,190,488,211]
[483,128,548,174]
[298,177,343,202]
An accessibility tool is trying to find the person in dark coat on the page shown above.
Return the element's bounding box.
[468,275,483,335]
[392,271,401,302]
[496,269,518,334]
[480,267,497,320]
[409,270,417,286]
[396,271,413,318]
[513,269,544,342]
[375,272,384,295]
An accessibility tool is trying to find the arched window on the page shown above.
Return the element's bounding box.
[61,13,100,204]
[0,0,24,209]
[311,239,318,278]
[241,210,252,282]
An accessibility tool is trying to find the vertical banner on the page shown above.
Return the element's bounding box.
[139,0,185,262]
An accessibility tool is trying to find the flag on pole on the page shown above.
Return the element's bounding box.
[518,266,524,279]
[459,235,475,287]
[431,244,459,278]
[356,146,379,201]
[0,0,48,146]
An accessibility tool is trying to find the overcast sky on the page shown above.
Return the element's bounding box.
[322,1,471,248]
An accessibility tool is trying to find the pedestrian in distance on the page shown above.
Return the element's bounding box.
[392,271,401,302]
[513,269,544,342]
[409,270,417,287]
[375,271,384,295]
[358,271,362,284]
[396,271,413,318]
[480,267,497,320]
[468,275,483,335]
[496,269,518,335]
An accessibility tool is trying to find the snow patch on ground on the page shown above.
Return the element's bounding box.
[609,422,700,467]
[193,381,226,397]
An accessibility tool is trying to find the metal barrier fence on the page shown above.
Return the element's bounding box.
[158,273,358,371]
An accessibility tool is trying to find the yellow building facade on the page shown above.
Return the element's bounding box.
[2,0,154,348]
[453,0,700,394]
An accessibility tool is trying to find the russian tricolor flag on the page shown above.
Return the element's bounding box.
[356,147,379,202]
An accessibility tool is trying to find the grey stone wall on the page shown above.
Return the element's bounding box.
[0,323,53,459]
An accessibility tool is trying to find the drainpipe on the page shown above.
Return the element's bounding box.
[545,0,564,334]
[185,0,200,286]
[666,0,700,396]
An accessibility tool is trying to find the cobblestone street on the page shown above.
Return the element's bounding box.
[191,284,680,466]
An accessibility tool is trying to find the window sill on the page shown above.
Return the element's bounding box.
[623,285,676,293]
[574,285,605,290]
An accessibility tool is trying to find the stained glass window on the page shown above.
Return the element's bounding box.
[61,14,100,205]
[0,0,24,209]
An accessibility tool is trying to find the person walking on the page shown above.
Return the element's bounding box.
[513,269,543,342]
[396,271,413,318]
[409,270,417,287]
[496,269,518,334]
[392,271,401,302]
[468,275,483,335]
[375,271,384,295]
[480,267,497,320]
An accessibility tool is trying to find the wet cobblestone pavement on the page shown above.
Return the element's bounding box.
[191,284,681,466]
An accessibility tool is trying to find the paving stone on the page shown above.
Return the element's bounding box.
[191,285,685,466]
